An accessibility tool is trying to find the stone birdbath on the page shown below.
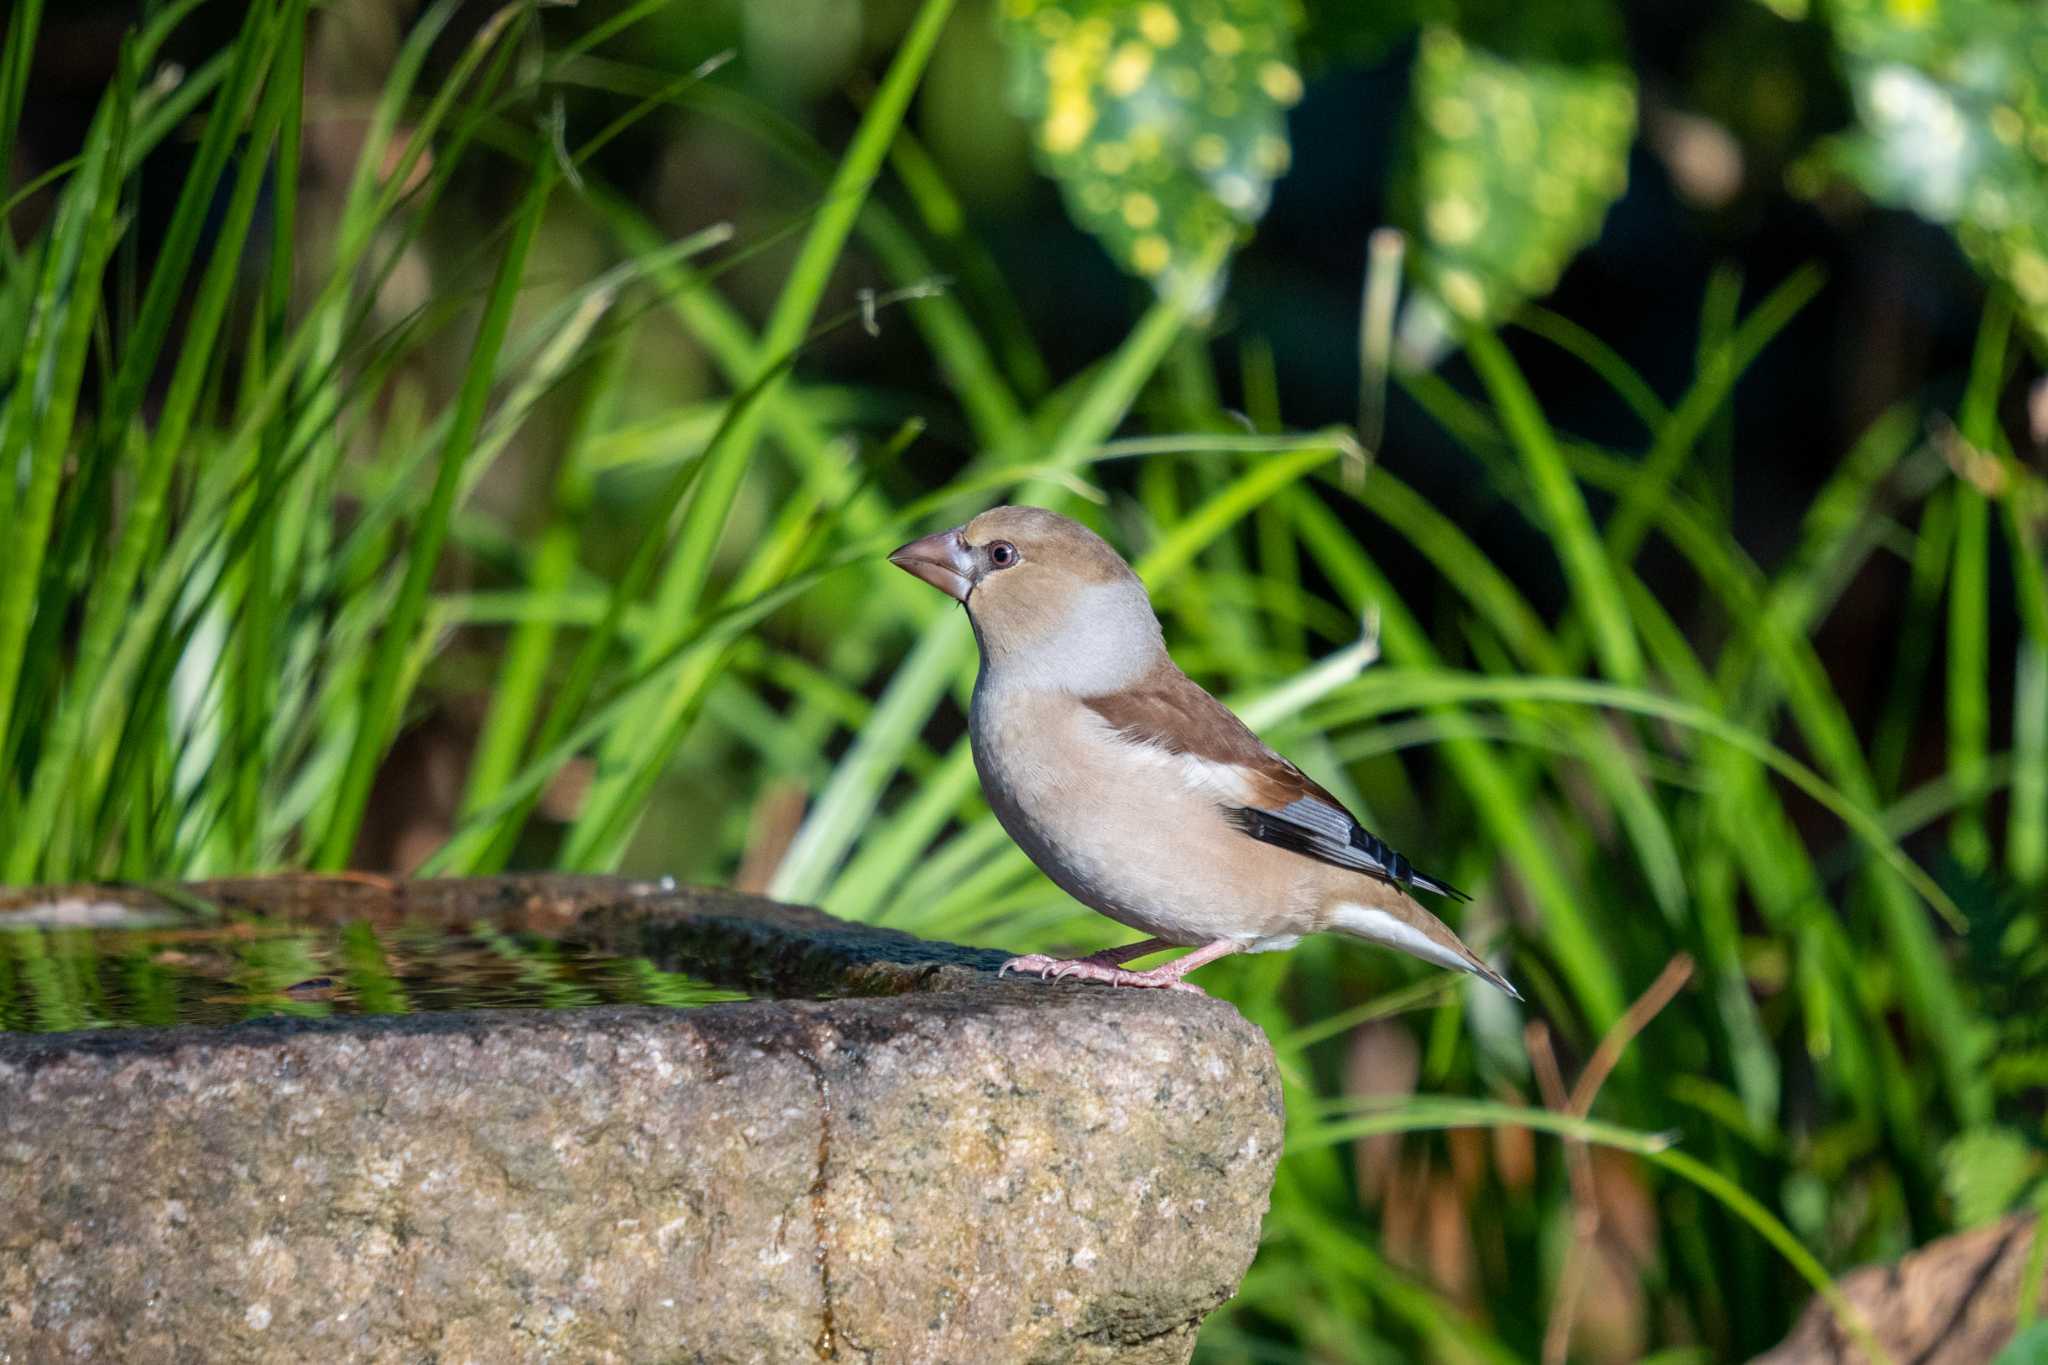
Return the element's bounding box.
[0,876,1282,1363]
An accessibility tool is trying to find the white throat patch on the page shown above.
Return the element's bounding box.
[1031,582,1162,693]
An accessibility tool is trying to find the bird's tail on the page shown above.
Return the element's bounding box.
[1329,897,1522,1001]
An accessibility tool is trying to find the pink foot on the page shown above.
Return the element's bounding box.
[998,953,1208,995]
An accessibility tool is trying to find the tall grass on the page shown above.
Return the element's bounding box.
[1,3,2042,1360]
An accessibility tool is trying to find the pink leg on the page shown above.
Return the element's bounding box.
[999,937,1243,995]
[1001,937,1170,982]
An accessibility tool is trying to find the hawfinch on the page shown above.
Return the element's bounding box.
[890,505,1518,998]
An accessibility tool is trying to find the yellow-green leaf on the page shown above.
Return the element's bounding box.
[999,0,1301,304]
[1394,14,1636,354]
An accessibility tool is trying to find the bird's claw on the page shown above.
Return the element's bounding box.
[996,953,1208,994]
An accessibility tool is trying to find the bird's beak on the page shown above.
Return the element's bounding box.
[889,527,975,602]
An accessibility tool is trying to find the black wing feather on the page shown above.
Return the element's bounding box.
[1224,802,1470,901]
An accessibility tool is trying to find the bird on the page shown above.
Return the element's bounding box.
[888,505,1519,999]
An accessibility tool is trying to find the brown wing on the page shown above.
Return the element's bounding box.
[1082,664,1469,901]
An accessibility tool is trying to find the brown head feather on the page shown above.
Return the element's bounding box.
[949,507,1163,683]
[961,506,1135,585]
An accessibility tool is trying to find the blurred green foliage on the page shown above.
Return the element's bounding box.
[997,0,2048,354]
[2001,1321,2048,1365]
[1001,0,1300,303]
[1813,0,2048,339]
[1,0,2046,1360]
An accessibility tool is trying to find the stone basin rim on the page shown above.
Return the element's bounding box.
[0,980,1240,1064]
[0,872,1247,1038]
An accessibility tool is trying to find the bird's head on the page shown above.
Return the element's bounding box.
[889,506,1165,689]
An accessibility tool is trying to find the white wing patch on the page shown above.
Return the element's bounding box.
[1178,754,1260,804]
[1092,724,1258,803]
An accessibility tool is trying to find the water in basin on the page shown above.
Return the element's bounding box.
[0,917,746,1033]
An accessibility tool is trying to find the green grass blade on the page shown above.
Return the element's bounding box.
[1297,1097,1890,1365]
[1401,329,1982,1124]
[1338,462,1689,922]
[6,4,298,881]
[0,0,43,220]
[1948,483,1992,871]
[1515,305,1670,433]
[231,6,305,864]
[87,1,283,466]
[1606,265,1825,561]
[0,44,135,780]
[2008,495,2048,886]
[1946,297,2009,872]
[1288,488,1627,1029]
[1874,488,1955,795]
[313,149,557,868]
[886,118,1051,402]
[425,549,871,875]
[459,327,630,818]
[589,189,932,628]
[1316,670,1965,932]
[565,0,961,870]
[615,65,1030,450]
[428,333,822,874]
[1465,325,1641,684]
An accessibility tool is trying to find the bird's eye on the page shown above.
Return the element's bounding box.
[988,541,1019,568]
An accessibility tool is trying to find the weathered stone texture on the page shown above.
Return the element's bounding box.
[0,880,1282,1364]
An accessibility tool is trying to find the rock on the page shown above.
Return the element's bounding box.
[0,878,1283,1364]
[1752,1213,2043,1365]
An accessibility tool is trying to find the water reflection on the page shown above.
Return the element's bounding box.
[0,918,745,1033]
